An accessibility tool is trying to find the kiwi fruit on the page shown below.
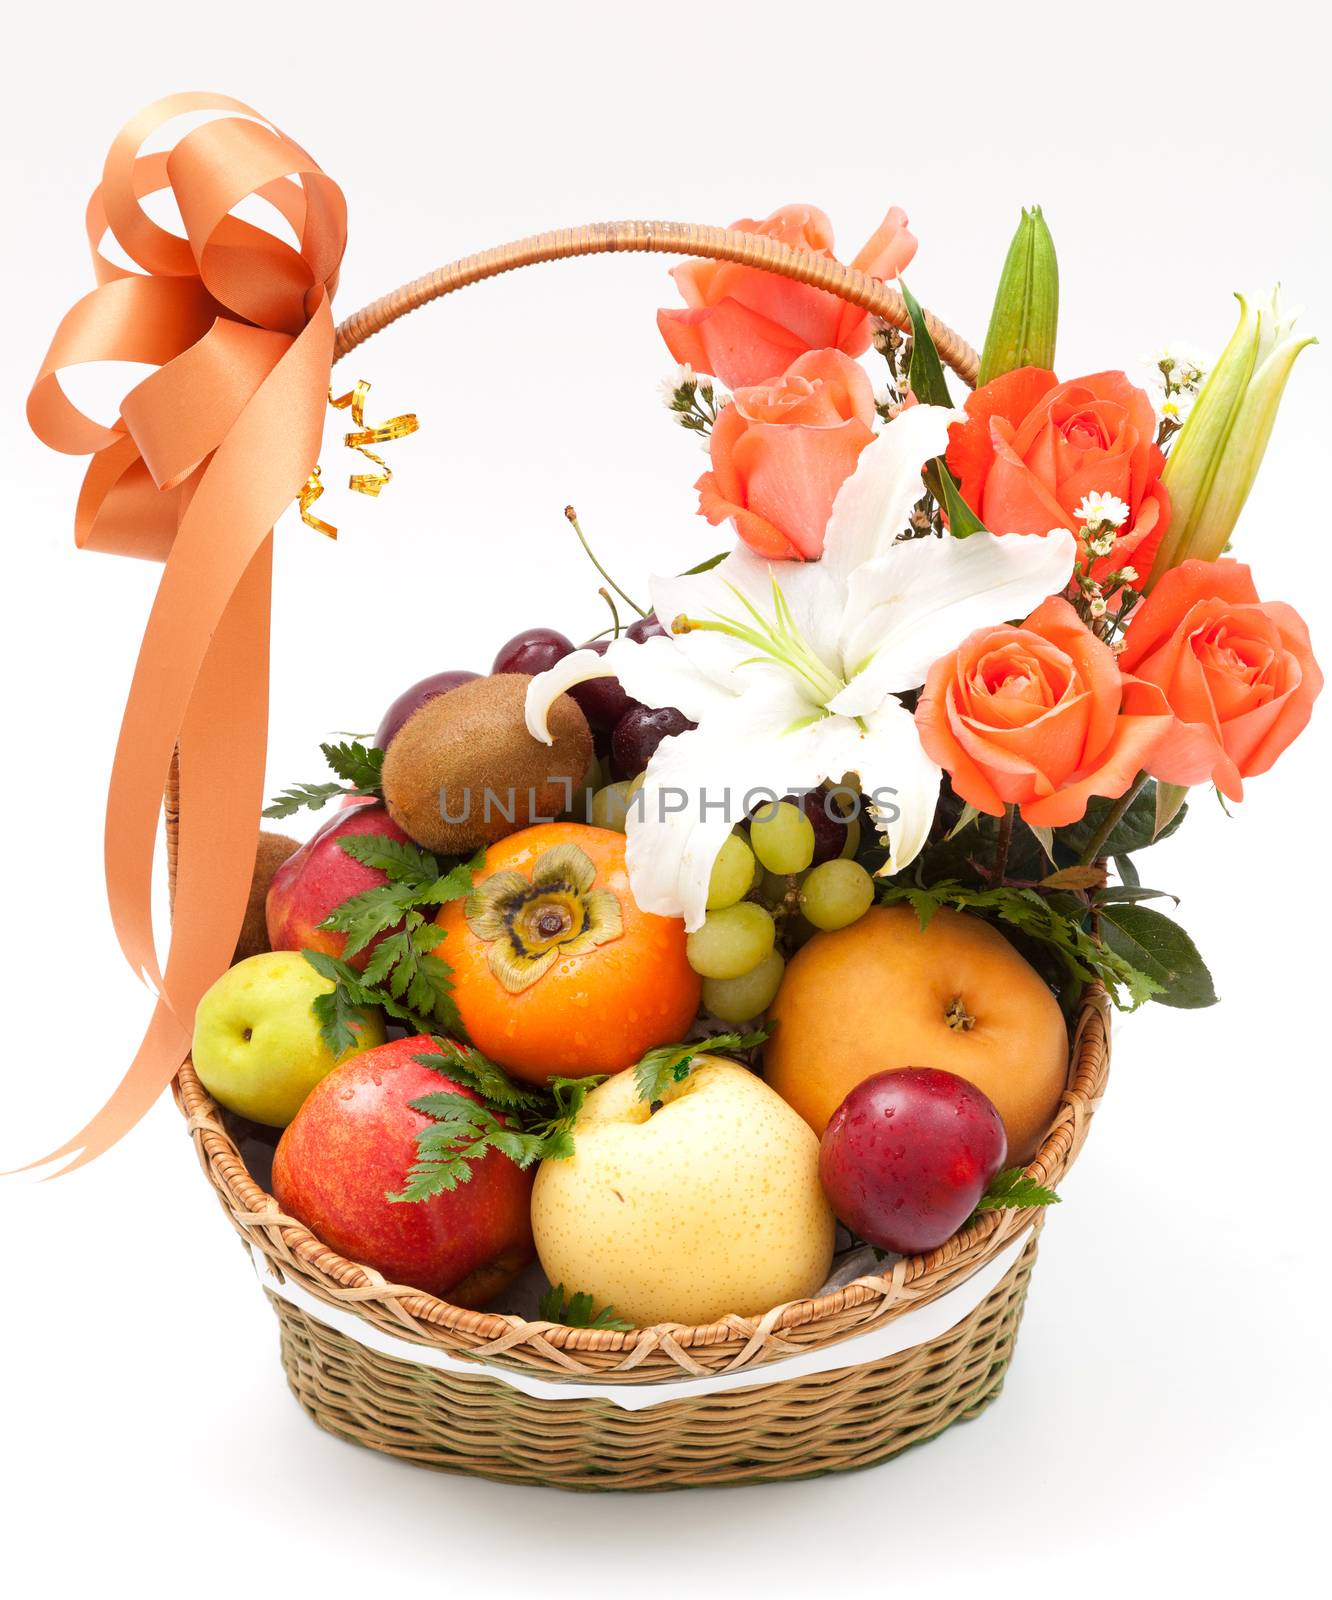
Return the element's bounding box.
[234,831,301,962]
[381,672,593,853]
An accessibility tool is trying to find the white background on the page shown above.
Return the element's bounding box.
[2,2,1329,1593]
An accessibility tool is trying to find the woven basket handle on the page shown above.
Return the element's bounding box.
[167,224,976,897]
[332,220,979,385]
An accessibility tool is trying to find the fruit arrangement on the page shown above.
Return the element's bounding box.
[173,200,1322,1335]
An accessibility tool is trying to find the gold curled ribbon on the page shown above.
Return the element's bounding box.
[299,380,419,537]
[22,94,347,1175]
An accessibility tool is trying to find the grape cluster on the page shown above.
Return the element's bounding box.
[682,794,876,1023]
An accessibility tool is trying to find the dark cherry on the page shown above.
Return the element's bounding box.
[491,627,575,677]
[569,638,638,731]
[375,670,480,750]
[625,611,668,643]
[611,703,694,780]
[784,787,852,865]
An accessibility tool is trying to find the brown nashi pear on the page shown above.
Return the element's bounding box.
[764,905,1068,1163]
[233,831,301,963]
[381,672,592,854]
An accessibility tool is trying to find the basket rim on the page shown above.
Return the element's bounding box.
[172,985,1108,1380]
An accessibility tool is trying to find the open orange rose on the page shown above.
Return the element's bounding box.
[946,367,1169,587]
[1121,559,1323,801]
[658,204,917,390]
[696,348,876,560]
[916,596,1177,826]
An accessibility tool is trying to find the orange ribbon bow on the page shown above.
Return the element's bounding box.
[25,93,347,1173]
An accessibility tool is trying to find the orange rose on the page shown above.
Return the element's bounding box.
[916,596,1176,826]
[658,204,917,390]
[946,367,1169,587]
[1120,559,1323,801]
[696,348,876,561]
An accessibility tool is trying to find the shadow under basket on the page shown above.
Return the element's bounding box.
[168,222,1111,1491]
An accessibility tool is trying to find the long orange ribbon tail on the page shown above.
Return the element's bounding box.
[22,93,347,1173]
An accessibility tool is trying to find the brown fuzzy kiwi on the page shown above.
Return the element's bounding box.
[381,672,593,853]
[234,832,301,962]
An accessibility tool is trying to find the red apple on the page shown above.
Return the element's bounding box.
[266,802,410,969]
[272,1036,535,1306]
[818,1068,1008,1255]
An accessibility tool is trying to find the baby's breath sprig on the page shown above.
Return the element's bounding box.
[1067,492,1136,639]
[661,364,726,437]
[872,320,913,417]
[1147,347,1207,452]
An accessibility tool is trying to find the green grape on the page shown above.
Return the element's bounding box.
[702,949,785,1023]
[749,800,816,874]
[589,775,643,832]
[799,859,876,931]
[686,903,776,980]
[706,834,757,910]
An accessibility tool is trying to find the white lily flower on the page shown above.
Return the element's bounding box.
[526,406,1077,930]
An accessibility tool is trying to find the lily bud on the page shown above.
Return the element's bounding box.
[977,206,1059,385]
[1148,289,1316,585]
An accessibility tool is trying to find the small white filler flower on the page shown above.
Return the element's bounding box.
[526,406,1076,929]
[1074,491,1131,531]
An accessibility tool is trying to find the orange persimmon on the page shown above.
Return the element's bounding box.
[433,823,700,1083]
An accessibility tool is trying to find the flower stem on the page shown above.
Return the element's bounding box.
[993,803,1015,884]
[564,505,646,618]
[1078,771,1149,866]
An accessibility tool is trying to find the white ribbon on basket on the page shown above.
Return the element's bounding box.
[248,1229,1031,1412]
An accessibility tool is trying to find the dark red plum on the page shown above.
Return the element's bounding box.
[818,1068,1008,1255]
[375,669,480,751]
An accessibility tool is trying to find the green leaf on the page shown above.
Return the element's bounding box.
[898,278,986,538]
[1056,782,1187,861]
[977,206,1059,386]
[261,781,347,819]
[1093,886,1178,907]
[945,802,982,840]
[1113,853,1140,887]
[320,740,384,794]
[302,947,438,1039]
[975,1167,1060,1212]
[1097,904,1218,1009]
[633,1029,769,1104]
[927,457,987,538]
[680,551,728,575]
[1039,865,1106,891]
[1154,781,1190,839]
[899,279,952,408]
[309,984,376,1058]
[538,1283,634,1331]
[414,1041,547,1111]
[338,833,440,882]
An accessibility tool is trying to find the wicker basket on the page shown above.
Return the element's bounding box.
[169,222,1112,1491]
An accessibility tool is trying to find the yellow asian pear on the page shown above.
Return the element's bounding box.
[531,1057,835,1328]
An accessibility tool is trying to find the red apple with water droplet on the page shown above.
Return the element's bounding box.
[273,1036,535,1306]
[818,1067,1008,1255]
